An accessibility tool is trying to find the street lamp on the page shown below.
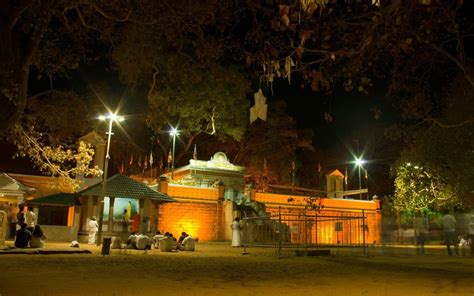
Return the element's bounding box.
[169,127,179,180]
[354,157,366,200]
[96,112,124,246]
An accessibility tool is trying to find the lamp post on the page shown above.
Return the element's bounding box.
[96,112,124,246]
[354,157,365,200]
[169,127,179,180]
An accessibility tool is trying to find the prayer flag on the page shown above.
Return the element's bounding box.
[344,166,348,185]
[167,149,172,165]
[250,89,268,124]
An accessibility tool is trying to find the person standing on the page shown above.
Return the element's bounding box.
[469,212,474,256]
[16,205,25,230]
[88,216,99,245]
[7,204,17,239]
[442,209,458,256]
[132,213,140,232]
[24,206,35,233]
[121,209,129,237]
[231,217,242,247]
[413,211,429,254]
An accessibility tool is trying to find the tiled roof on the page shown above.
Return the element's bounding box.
[28,192,81,206]
[79,174,175,203]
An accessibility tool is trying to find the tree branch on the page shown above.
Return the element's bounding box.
[415,34,474,87]
[8,0,33,29]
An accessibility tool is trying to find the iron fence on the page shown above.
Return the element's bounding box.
[241,206,372,257]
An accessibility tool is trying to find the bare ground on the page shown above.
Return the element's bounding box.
[0,242,473,296]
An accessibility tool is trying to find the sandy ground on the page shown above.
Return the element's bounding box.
[0,242,473,296]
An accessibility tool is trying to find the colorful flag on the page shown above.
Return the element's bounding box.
[344,166,348,185]
[167,149,172,165]
[193,144,197,160]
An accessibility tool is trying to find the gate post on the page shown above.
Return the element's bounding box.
[278,206,282,258]
[362,209,367,255]
[304,208,308,255]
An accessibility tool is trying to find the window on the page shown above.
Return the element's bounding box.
[38,206,68,226]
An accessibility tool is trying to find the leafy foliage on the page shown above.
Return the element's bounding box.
[243,1,473,96]
[391,76,474,212]
[113,22,250,160]
[8,125,101,190]
[231,101,314,188]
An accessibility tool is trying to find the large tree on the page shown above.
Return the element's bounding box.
[242,1,473,96]
[391,75,474,211]
[113,24,250,163]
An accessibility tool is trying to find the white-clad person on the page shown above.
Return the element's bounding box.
[88,216,99,244]
[230,217,242,247]
[25,206,36,233]
[136,233,152,250]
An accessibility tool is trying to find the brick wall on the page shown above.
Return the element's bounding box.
[158,200,220,241]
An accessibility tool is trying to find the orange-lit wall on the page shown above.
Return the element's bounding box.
[158,185,222,241]
[258,192,382,245]
[159,185,381,243]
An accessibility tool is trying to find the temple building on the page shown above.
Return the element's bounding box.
[0,142,381,245]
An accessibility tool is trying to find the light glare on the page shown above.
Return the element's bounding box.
[355,157,365,167]
[170,127,179,136]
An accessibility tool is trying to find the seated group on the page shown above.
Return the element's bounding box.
[14,223,47,249]
[113,231,196,252]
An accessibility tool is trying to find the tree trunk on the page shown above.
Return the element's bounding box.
[0,21,29,132]
[0,1,56,132]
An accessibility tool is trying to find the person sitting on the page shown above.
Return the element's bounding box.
[159,233,178,252]
[178,234,196,251]
[153,231,164,249]
[178,232,189,244]
[30,225,46,248]
[125,231,139,249]
[15,223,32,248]
[111,237,123,249]
[136,234,152,250]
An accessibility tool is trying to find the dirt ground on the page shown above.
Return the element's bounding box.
[0,242,473,296]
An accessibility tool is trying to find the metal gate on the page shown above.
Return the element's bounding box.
[241,206,369,257]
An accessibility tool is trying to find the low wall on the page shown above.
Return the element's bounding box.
[41,225,78,242]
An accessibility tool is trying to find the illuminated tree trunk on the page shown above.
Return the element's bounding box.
[396,210,402,244]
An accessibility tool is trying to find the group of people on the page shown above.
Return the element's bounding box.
[14,205,47,248]
[111,230,195,252]
[414,209,474,256]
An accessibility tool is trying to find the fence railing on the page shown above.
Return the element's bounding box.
[241,206,370,257]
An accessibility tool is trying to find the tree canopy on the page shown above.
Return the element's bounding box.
[0,0,472,195]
